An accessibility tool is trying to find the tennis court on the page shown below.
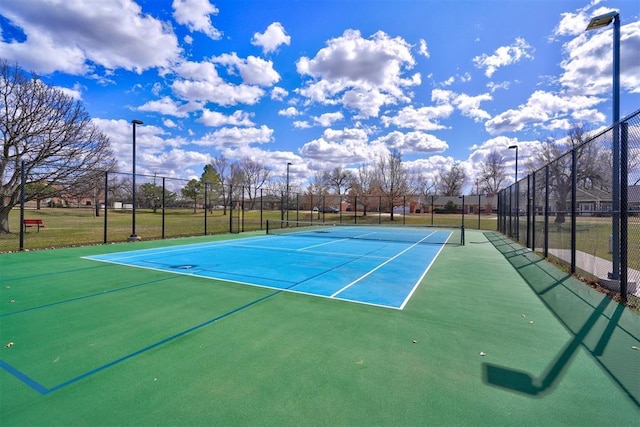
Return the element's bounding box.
[1,228,639,425]
[84,223,457,309]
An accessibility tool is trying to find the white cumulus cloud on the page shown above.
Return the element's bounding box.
[172,0,222,40]
[0,0,181,75]
[473,37,534,78]
[251,22,291,54]
[296,29,419,118]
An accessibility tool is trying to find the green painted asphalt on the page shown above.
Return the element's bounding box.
[1,230,638,425]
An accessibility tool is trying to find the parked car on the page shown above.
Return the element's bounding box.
[323,206,339,213]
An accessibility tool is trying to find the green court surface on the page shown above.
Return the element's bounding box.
[1,230,638,426]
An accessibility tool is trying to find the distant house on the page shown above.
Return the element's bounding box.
[627,185,640,214]
[524,185,638,217]
[575,187,613,216]
[422,194,498,214]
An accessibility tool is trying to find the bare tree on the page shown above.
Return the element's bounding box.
[323,166,353,195]
[415,174,436,211]
[349,163,378,216]
[306,172,329,211]
[436,164,466,196]
[527,124,607,223]
[0,61,114,234]
[376,150,409,220]
[479,150,508,195]
[71,168,111,216]
[237,157,271,210]
[228,163,245,209]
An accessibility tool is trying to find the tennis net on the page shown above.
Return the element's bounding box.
[266,220,465,246]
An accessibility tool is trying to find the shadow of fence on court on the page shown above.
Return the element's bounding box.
[483,232,640,407]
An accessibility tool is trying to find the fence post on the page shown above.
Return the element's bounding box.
[19,160,25,251]
[354,196,358,224]
[515,181,520,242]
[431,195,434,225]
[403,195,406,225]
[571,149,577,274]
[497,191,501,232]
[531,171,536,251]
[477,192,481,230]
[162,177,166,239]
[229,184,233,233]
[620,122,628,300]
[322,194,326,222]
[510,187,514,236]
[241,186,245,232]
[280,191,284,221]
[103,171,108,244]
[204,182,208,236]
[526,174,531,249]
[498,191,503,233]
[544,165,549,258]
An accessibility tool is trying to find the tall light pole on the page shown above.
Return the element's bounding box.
[286,162,292,222]
[129,119,143,241]
[509,144,519,240]
[586,10,620,280]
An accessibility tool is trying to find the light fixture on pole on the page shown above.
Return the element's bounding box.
[509,144,519,240]
[129,119,143,241]
[508,145,519,182]
[586,10,620,280]
[286,162,292,222]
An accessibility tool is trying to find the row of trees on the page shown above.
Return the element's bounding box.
[1,60,621,234]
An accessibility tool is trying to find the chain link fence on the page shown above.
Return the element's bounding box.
[3,164,504,252]
[498,109,640,301]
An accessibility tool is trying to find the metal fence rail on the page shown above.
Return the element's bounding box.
[498,109,640,301]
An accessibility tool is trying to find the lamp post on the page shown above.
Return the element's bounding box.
[129,119,143,241]
[286,162,292,222]
[586,11,620,280]
[509,144,519,240]
[508,144,519,182]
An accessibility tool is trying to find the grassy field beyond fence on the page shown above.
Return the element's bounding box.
[1,208,232,252]
[2,208,637,273]
[1,207,499,252]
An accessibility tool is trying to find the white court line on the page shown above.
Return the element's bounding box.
[330,231,437,298]
[398,241,447,310]
[81,237,266,262]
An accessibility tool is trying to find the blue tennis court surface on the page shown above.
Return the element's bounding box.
[85,227,452,309]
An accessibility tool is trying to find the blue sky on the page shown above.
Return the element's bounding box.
[1,0,639,191]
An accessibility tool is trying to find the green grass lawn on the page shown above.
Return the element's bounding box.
[2,208,637,272]
[1,208,232,252]
[1,207,493,252]
[533,217,640,270]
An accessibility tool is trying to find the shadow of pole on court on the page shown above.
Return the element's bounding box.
[483,297,612,397]
[482,232,639,406]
